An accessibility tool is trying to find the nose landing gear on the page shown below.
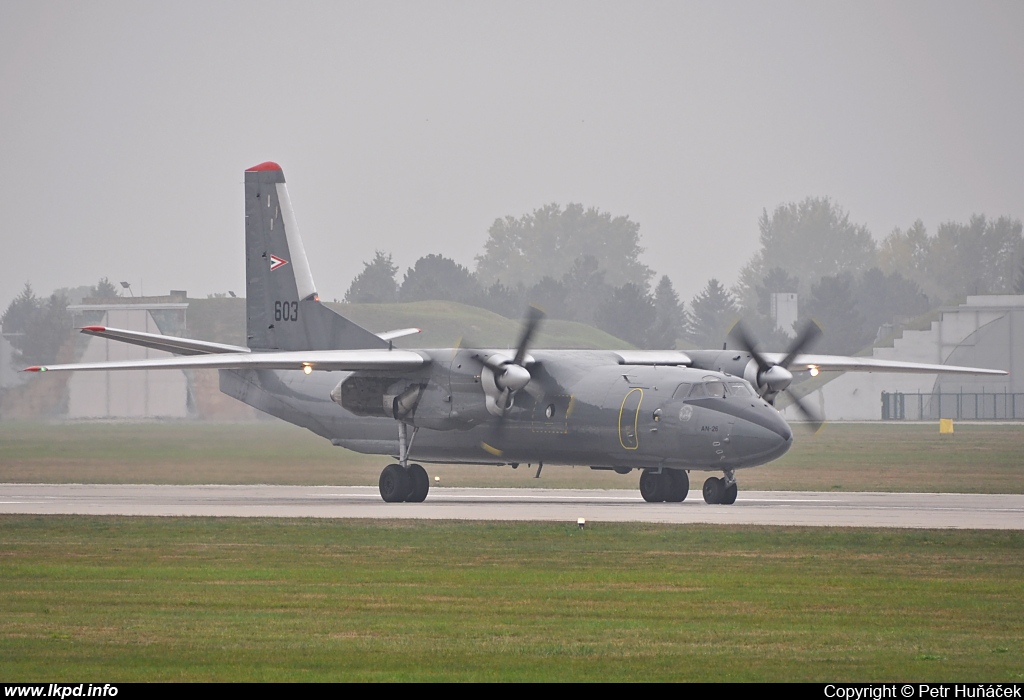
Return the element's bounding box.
[702,470,738,505]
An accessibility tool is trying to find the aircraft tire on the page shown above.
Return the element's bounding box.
[379,463,410,503]
[639,469,666,503]
[664,470,689,502]
[721,482,738,505]
[405,463,430,503]
[702,476,725,504]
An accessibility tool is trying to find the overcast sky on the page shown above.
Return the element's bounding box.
[2,1,1022,314]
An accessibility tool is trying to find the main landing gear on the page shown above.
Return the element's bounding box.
[378,422,430,503]
[379,462,429,503]
[636,468,739,505]
[702,470,738,505]
[639,468,689,503]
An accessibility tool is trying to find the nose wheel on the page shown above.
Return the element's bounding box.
[702,473,738,505]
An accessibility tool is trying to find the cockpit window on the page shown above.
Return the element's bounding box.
[687,383,706,399]
[673,383,692,399]
[704,380,727,398]
[727,381,754,397]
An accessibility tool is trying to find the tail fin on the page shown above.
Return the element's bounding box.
[244,162,387,351]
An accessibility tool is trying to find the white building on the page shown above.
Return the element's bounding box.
[781,295,1021,421]
[66,294,190,418]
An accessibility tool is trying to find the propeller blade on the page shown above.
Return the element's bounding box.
[779,320,823,369]
[729,321,771,374]
[512,306,545,367]
[480,411,510,456]
[479,307,546,456]
[787,390,823,432]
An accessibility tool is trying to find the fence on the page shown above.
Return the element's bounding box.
[881,391,1024,420]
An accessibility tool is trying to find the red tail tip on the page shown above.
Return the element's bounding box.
[246,161,282,172]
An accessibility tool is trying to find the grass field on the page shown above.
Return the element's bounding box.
[1,420,1022,493]
[3,421,1022,681]
[1,517,1022,682]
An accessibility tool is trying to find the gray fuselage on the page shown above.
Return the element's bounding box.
[219,348,793,473]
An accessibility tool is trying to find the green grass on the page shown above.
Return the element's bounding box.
[2,421,1023,493]
[0,517,1021,681]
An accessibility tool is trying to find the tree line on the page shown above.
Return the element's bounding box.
[346,197,1024,353]
[344,204,686,349]
[5,199,1022,360]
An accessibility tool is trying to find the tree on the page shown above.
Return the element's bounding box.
[480,280,526,319]
[595,283,656,348]
[802,273,870,354]
[753,267,800,317]
[475,203,653,291]
[2,283,39,363]
[646,275,686,349]
[731,266,803,350]
[1,283,72,366]
[688,279,738,348]
[880,216,1024,304]
[853,268,930,341]
[561,255,613,325]
[91,277,120,300]
[344,251,399,303]
[735,197,877,307]
[398,254,482,304]
[927,215,1023,301]
[524,277,570,320]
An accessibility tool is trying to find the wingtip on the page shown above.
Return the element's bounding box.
[80,325,106,333]
[22,366,44,372]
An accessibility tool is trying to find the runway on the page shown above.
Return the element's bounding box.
[2,484,1022,529]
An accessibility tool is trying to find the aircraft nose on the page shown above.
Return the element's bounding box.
[727,403,793,464]
[764,410,793,460]
[770,409,793,443]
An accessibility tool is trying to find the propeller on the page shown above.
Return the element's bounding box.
[476,306,545,456]
[729,320,824,431]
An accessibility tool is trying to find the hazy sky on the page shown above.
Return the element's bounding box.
[2,1,1022,314]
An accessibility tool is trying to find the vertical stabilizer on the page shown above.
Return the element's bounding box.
[244,162,387,351]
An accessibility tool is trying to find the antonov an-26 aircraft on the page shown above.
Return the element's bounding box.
[25,162,1006,504]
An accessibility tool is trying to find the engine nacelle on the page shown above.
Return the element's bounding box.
[687,349,760,387]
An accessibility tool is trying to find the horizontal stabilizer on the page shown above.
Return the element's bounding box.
[79,326,250,356]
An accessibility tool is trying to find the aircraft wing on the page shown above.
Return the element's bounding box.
[24,349,428,373]
[760,353,1008,376]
